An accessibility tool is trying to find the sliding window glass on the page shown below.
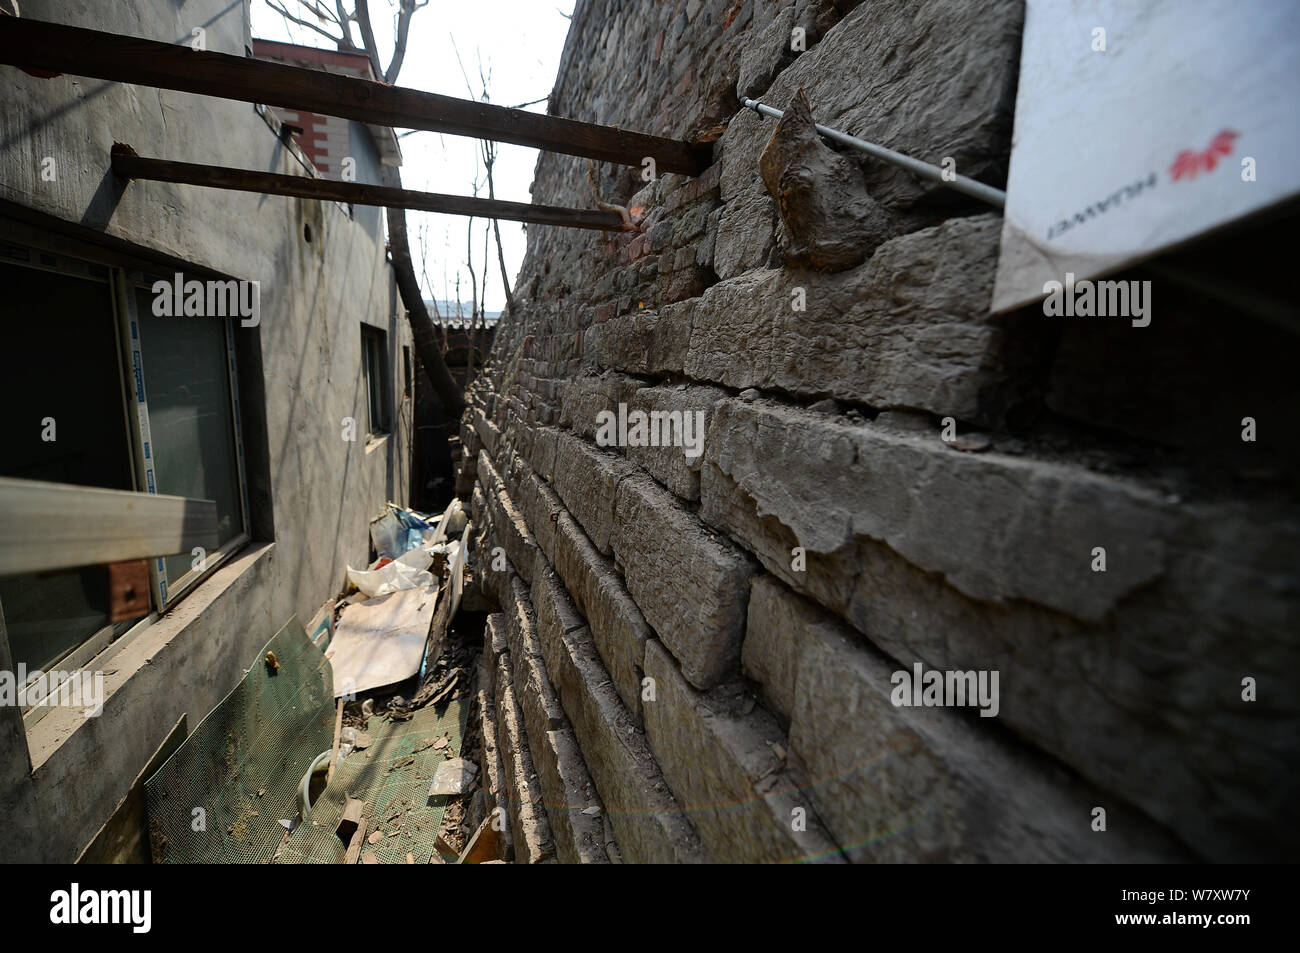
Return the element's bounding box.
[132,284,247,601]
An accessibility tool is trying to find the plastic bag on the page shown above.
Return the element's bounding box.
[346,558,433,598]
[394,546,433,572]
[443,499,468,537]
[426,498,467,547]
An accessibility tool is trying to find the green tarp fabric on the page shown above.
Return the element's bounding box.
[144,617,335,864]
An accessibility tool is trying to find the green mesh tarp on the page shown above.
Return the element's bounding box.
[276,698,467,864]
[144,617,335,864]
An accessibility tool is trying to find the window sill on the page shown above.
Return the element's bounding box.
[24,542,276,772]
[19,534,250,732]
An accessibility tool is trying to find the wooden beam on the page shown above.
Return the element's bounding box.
[344,817,369,865]
[336,797,365,844]
[0,17,712,175]
[458,814,504,864]
[108,559,151,622]
[432,833,457,864]
[110,148,627,231]
[0,477,219,575]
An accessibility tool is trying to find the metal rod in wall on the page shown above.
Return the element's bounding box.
[740,95,1008,209]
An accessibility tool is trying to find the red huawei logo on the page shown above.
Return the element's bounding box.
[1169,130,1239,181]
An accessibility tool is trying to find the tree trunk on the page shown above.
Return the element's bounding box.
[383,168,465,419]
[484,152,515,313]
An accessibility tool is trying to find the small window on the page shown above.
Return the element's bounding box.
[361,325,389,436]
[402,345,413,400]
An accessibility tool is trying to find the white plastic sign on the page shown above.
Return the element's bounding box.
[992,0,1300,313]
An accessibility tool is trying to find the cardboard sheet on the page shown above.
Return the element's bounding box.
[327,584,438,698]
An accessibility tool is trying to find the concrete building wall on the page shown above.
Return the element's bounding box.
[462,0,1300,862]
[0,0,412,861]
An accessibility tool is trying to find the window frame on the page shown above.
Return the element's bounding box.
[118,269,252,611]
[0,240,252,727]
[360,323,390,438]
[0,246,137,720]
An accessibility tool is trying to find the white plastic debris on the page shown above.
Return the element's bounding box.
[394,546,433,572]
[424,540,452,558]
[338,726,359,760]
[345,558,433,598]
[443,498,468,537]
[426,498,467,546]
[429,757,478,796]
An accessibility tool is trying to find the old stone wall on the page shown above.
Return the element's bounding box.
[461,0,1300,862]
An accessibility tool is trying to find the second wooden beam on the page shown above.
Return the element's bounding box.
[112,147,628,231]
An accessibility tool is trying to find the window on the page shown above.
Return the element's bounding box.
[0,239,249,686]
[132,284,247,597]
[0,254,134,674]
[361,325,389,436]
[402,345,413,400]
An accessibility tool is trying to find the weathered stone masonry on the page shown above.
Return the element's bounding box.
[461,0,1300,862]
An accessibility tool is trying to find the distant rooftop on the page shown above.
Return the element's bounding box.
[425,300,501,329]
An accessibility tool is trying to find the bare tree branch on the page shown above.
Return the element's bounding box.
[487,170,514,311]
[267,0,344,43]
[449,33,474,99]
[351,0,385,80]
[384,0,428,84]
[453,42,516,311]
[300,0,339,25]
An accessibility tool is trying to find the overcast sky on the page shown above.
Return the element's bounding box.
[250,1,576,312]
